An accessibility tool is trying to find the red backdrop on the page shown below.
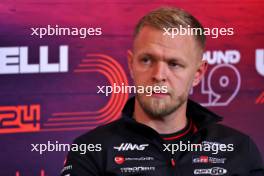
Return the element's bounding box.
[0,0,263,175]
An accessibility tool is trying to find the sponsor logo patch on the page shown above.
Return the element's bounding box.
[120,166,155,173]
[114,156,125,165]
[193,156,226,164]
[114,156,154,165]
[113,143,149,151]
[194,167,227,175]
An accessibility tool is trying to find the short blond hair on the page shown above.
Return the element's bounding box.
[134,7,206,49]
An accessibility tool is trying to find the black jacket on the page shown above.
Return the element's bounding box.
[61,97,264,176]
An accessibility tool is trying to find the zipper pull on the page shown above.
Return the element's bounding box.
[171,158,176,167]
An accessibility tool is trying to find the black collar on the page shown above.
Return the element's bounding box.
[121,96,223,130]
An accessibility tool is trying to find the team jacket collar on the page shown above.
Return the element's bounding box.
[121,96,223,131]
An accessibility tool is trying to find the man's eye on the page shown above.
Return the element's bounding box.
[141,57,151,64]
[168,62,179,67]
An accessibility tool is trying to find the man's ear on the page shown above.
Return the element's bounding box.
[127,50,134,79]
[192,60,208,87]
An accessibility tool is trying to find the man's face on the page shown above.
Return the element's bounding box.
[128,26,207,118]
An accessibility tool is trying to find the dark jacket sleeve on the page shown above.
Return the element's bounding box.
[60,137,103,176]
[248,137,264,176]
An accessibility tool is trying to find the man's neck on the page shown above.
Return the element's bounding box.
[133,99,188,134]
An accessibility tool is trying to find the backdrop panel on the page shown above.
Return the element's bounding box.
[0,0,263,175]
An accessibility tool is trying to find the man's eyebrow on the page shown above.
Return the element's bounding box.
[138,53,186,64]
[137,53,157,60]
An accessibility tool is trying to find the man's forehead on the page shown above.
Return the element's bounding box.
[133,26,199,59]
[133,26,202,60]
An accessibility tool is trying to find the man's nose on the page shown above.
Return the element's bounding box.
[152,62,167,82]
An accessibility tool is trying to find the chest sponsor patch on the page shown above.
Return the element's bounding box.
[120,166,155,173]
[113,143,149,151]
[194,167,227,175]
[114,156,154,165]
[193,155,226,164]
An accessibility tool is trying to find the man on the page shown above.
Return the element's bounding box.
[61,7,264,176]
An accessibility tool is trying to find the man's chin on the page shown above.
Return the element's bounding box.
[141,103,175,118]
[136,93,188,118]
[137,95,175,118]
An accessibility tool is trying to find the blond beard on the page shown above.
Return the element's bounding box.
[136,93,186,118]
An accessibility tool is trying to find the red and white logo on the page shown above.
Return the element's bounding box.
[193,156,226,164]
[200,156,209,163]
[114,156,125,165]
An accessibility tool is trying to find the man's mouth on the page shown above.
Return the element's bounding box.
[151,92,170,98]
